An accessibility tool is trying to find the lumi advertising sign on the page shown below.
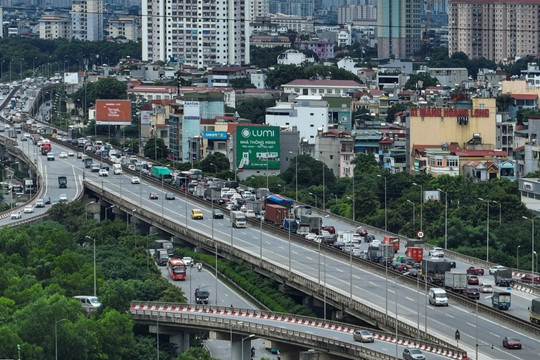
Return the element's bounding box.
[236,126,280,170]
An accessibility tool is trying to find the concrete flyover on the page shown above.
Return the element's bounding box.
[84,179,467,359]
[130,302,466,360]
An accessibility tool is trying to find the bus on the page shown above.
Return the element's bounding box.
[167,258,187,281]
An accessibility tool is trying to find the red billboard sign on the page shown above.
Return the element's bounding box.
[95,100,132,125]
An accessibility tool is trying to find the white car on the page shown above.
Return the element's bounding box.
[489,265,506,275]
[35,199,45,208]
[130,176,140,184]
[68,151,75,157]
[59,194,68,203]
[10,211,22,220]
[23,205,34,213]
[429,247,444,258]
[305,233,318,241]
[98,169,108,177]
[59,152,68,159]
[480,283,494,293]
[244,210,256,218]
[182,257,194,266]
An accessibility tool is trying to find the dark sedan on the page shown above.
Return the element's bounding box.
[165,193,175,200]
[465,285,480,300]
[212,209,224,219]
[502,337,522,349]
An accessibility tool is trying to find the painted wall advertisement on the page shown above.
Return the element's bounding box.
[236,126,280,170]
[95,100,132,125]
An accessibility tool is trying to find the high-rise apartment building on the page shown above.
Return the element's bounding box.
[376,0,422,59]
[449,0,540,62]
[141,0,250,68]
[72,0,103,41]
[39,15,72,40]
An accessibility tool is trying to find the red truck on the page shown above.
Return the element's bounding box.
[383,236,400,253]
[264,204,290,226]
[405,247,423,263]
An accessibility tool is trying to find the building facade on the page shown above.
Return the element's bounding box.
[449,0,540,62]
[141,0,250,68]
[108,16,140,42]
[376,0,422,59]
[39,15,72,40]
[72,0,103,41]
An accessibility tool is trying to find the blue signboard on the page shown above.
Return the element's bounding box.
[203,131,228,140]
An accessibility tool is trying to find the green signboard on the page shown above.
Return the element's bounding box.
[236,126,280,170]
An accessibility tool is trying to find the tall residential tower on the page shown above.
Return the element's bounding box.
[142,0,250,68]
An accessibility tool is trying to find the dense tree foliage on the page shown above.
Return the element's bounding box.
[265,64,361,89]
[235,98,276,124]
[250,46,288,68]
[404,73,439,90]
[144,137,169,161]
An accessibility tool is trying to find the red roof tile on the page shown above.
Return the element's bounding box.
[511,94,538,100]
[284,79,362,87]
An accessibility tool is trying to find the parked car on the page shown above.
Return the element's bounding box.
[10,211,22,220]
[521,274,540,284]
[353,329,374,343]
[502,337,522,349]
[480,283,494,293]
[403,347,425,360]
[212,209,224,219]
[149,193,158,200]
[467,275,480,285]
[489,265,506,275]
[467,266,484,275]
[130,176,140,184]
[465,285,480,300]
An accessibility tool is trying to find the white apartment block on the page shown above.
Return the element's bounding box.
[265,95,329,145]
[72,0,103,41]
[141,0,250,68]
[39,15,72,40]
[108,16,140,42]
[251,0,268,20]
[277,49,314,65]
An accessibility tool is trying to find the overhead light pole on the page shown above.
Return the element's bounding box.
[210,162,218,305]
[85,201,95,221]
[352,164,355,222]
[85,236,97,296]
[437,188,448,250]
[479,198,490,262]
[289,150,298,202]
[517,245,521,270]
[493,200,501,226]
[378,175,387,231]
[230,321,243,360]
[309,192,318,209]
[55,318,67,360]
[524,215,537,274]
[241,334,255,360]
[406,199,415,228]
[412,183,423,232]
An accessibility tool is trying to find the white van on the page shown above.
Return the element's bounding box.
[428,288,449,306]
[74,296,101,310]
[113,163,123,175]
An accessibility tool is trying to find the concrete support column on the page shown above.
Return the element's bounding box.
[169,333,190,353]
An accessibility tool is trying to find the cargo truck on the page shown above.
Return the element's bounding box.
[204,186,222,203]
[245,199,263,214]
[58,176,67,189]
[154,249,169,266]
[422,259,453,286]
[264,204,289,226]
[494,269,513,287]
[231,211,246,228]
[292,205,312,220]
[367,246,382,262]
[529,298,540,324]
[300,214,323,234]
[492,290,511,310]
[380,244,395,259]
[283,218,297,233]
[256,187,270,200]
[151,166,172,183]
[383,236,400,253]
[406,239,424,248]
[444,273,467,292]
[406,247,423,263]
[154,239,174,258]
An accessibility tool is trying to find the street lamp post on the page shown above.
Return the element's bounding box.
[378,175,387,231]
[535,251,538,278]
[289,150,298,202]
[479,198,490,263]
[352,165,355,222]
[241,334,255,360]
[493,200,501,226]
[230,321,243,360]
[55,318,67,360]
[85,236,97,296]
[105,205,115,221]
[523,215,535,275]
[412,183,423,232]
[517,245,521,270]
[210,162,218,304]
[309,192,318,209]
[437,188,448,250]
[85,201,95,221]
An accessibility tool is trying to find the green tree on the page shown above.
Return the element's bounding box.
[404,73,439,90]
[199,153,230,174]
[229,77,256,89]
[236,98,276,123]
[143,137,168,161]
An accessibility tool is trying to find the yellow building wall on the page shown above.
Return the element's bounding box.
[410,98,497,170]
[501,80,540,108]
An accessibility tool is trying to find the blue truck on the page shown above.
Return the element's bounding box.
[492,290,511,310]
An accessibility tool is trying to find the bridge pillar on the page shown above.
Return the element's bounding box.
[299,350,336,360]
[169,332,190,353]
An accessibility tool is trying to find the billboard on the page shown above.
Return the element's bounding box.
[64,72,79,84]
[203,131,227,140]
[184,101,200,120]
[95,100,132,125]
[236,126,280,170]
[140,109,152,125]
